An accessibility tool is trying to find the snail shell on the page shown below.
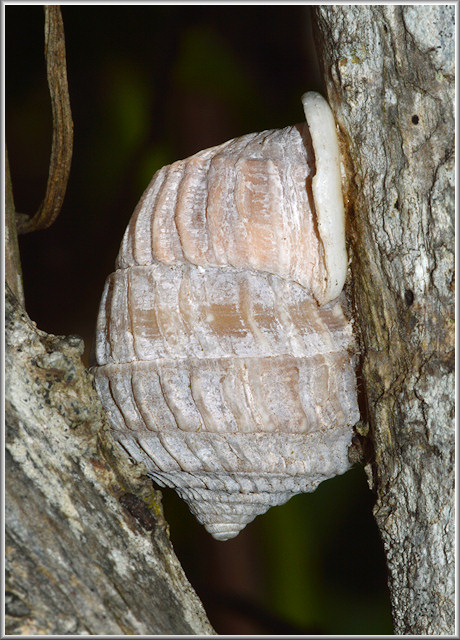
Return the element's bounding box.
[93,93,360,541]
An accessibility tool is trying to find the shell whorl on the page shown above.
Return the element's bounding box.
[115,124,327,301]
[94,94,360,540]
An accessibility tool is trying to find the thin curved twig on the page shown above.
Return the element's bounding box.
[18,6,73,234]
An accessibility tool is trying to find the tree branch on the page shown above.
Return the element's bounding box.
[18,5,73,234]
[312,5,454,634]
[5,284,215,634]
[5,148,25,307]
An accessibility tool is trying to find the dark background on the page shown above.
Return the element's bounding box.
[6,6,393,634]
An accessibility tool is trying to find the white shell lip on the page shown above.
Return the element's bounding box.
[302,92,347,305]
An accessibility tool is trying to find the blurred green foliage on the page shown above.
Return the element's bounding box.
[258,468,393,634]
[174,25,256,104]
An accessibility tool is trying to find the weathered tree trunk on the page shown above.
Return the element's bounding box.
[5,284,215,634]
[312,5,454,635]
[5,284,215,635]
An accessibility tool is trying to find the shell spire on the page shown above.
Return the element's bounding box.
[93,93,359,540]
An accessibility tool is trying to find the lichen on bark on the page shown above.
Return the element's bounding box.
[312,5,454,635]
[5,285,215,635]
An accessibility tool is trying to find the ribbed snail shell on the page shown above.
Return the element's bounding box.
[93,93,360,541]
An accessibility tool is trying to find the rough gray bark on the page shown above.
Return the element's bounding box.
[5,284,215,635]
[312,5,454,635]
[5,151,25,307]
